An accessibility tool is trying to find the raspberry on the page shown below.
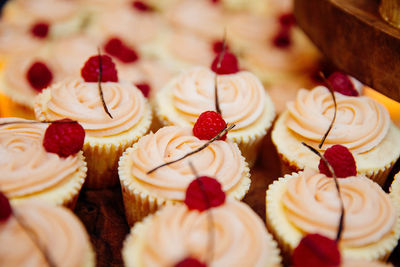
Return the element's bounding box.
[210,51,239,75]
[132,1,153,12]
[318,145,357,178]
[26,61,53,92]
[272,28,291,49]
[211,40,229,54]
[43,119,85,158]
[210,0,220,4]
[193,111,227,141]
[327,72,359,97]
[104,38,139,64]
[292,234,341,267]
[175,258,207,267]
[81,55,118,82]
[278,13,296,28]
[184,176,226,212]
[135,83,150,98]
[0,192,12,223]
[30,22,49,38]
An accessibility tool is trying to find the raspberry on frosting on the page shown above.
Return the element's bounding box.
[193,111,227,141]
[212,40,229,54]
[175,257,207,267]
[278,13,296,28]
[292,234,341,267]
[318,145,357,178]
[272,28,291,49]
[184,176,226,212]
[135,83,151,98]
[132,1,153,12]
[327,72,359,97]
[26,61,53,92]
[104,38,139,64]
[210,51,239,75]
[81,55,118,82]
[0,192,12,222]
[43,119,85,158]
[30,22,49,38]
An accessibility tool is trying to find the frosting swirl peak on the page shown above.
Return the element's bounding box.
[287,86,390,154]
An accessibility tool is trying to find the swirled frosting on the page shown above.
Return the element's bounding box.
[126,200,279,267]
[0,118,83,198]
[0,201,91,267]
[39,79,147,137]
[282,168,396,247]
[127,126,246,200]
[170,67,266,131]
[287,86,390,154]
[15,0,79,22]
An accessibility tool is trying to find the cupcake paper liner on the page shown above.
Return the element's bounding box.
[119,143,251,225]
[265,172,400,263]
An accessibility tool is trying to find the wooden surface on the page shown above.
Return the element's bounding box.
[294,0,400,102]
[73,129,400,267]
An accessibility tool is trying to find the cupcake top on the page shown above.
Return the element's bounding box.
[35,79,148,137]
[119,126,249,201]
[0,200,93,267]
[123,200,280,267]
[282,168,396,247]
[286,86,391,154]
[157,66,270,132]
[0,118,85,200]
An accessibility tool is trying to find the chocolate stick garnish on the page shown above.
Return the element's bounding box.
[302,142,344,241]
[147,124,235,174]
[214,30,227,115]
[188,162,215,264]
[0,120,77,127]
[97,48,113,119]
[13,211,56,267]
[318,72,337,149]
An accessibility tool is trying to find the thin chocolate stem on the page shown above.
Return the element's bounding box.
[147,124,235,174]
[188,162,215,264]
[301,142,345,242]
[14,211,56,267]
[214,30,227,115]
[97,49,113,119]
[318,72,337,149]
[0,120,77,127]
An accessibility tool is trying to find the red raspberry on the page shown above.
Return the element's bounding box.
[175,258,207,267]
[81,55,118,82]
[292,234,341,267]
[0,192,12,223]
[135,83,150,98]
[278,13,296,28]
[132,1,153,12]
[30,22,49,38]
[26,61,53,92]
[272,28,292,49]
[185,176,226,212]
[43,119,85,158]
[193,111,227,141]
[104,38,139,64]
[210,51,239,75]
[211,40,229,54]
[327,72,359,97]
[210,0,220,4]
[318,145,357,178]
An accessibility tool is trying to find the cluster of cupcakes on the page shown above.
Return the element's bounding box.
[0,0,400,266]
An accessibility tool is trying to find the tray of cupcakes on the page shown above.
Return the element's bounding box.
[1,0,400,266]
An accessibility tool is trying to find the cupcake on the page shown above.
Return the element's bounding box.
[118,123,251,224]
[122,177,280,267]
[0,194,95,267]
[155,52,275,166]
[266,167,400,261]
[0,118,86,208]
[389,171,400,205]
[272,81,400,185]
[34,55,152,188]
